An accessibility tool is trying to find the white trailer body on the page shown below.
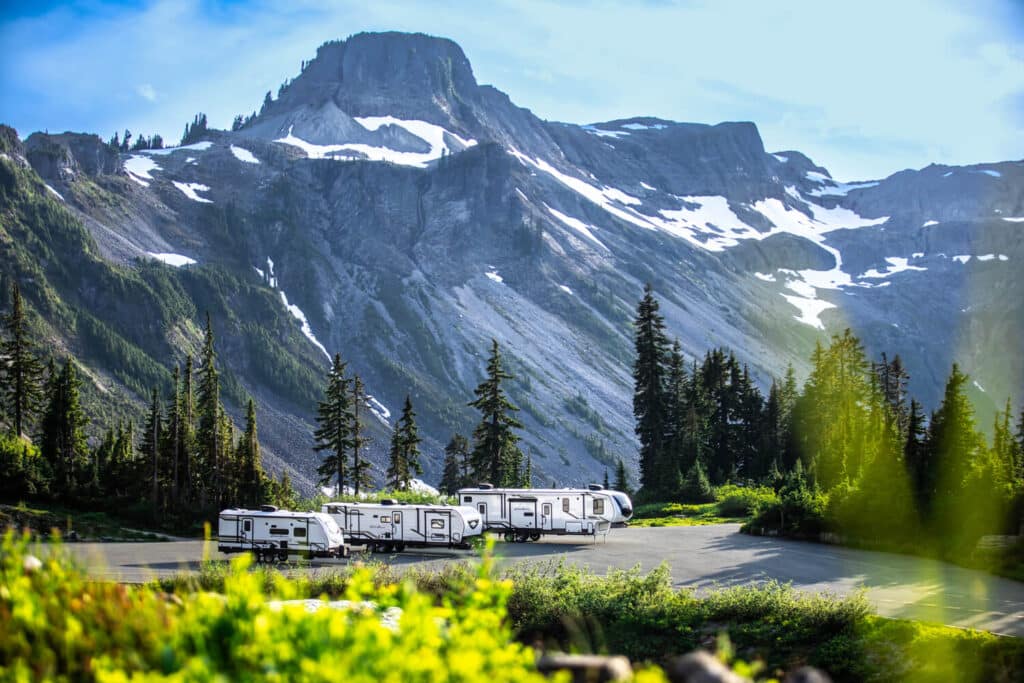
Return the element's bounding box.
[218,508,350,562]
[457,486,615,541]
[321,501,483,551]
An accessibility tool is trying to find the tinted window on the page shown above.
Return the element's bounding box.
[294,527,306,537]
[562,498,570,513]
[380,516,391,524]
[431,519,445,529]
[393,513,402,524]
[594,499,605,514]
[477,503,486,514]
[269,527,288,536]
[243,520,251,532]
[463,496,473,502]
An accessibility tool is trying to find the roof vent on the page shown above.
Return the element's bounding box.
[588,484,605,491]
[380,499,398,506]
[259,505,279,512]
[477,482,494,490]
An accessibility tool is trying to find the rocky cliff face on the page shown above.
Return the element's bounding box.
[7,32,1023,489]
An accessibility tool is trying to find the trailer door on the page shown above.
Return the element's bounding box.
[541,503,553,531]
[241,516,254,545]
[510,500,538,529]
[391,511,404,542]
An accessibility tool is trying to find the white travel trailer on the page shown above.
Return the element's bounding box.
[218,507,350,562]
[457,485,619,541]
[322,500,484,552]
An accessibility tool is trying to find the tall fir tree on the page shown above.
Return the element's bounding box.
[1,283,45,437]
[314,354,353,495]
[468,340,524,486]
[141,388,163,515]
[237,399,263,507]
[195,314,222,511]
[386,395,423,490]
[439,442,463,495]
[632,284,669,496]
[39,359,89,499]
[440,433,471,493]
[613,458,630,495]
[991,398,1019,486]
[350,375,373,495]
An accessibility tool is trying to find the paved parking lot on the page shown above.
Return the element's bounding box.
[56,523,1024,636]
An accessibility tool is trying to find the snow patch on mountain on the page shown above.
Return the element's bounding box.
[971,169,1001,178]
[279,291,330,361]
[230,145,260,164]
[147,252,196,267]
[953,255,971,264]
[621,122,667,131]
[275,118,476,168]
[754,272,776,282]
[485,269,504,284]
[45,184,64,201]
[124,155,159,187]
[172,181,213,203]
[923,220,939,227]
[582,125,629,138]
[546,205,608,250]
[771,154,788,163]
[366,395,391,426]
[559,285,573,295]
[141,141,213,156]
[859,256,928,279]
[806,180,879,197]
[1002,217,1024,223]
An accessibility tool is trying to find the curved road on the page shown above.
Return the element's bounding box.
[59,524,1024,637]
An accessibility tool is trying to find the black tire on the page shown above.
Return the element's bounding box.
[516,532,529,543]
[254,549,263,564]
[503,531,515,543]
[394,542,406,552]
[277,549,288,563]
[530,532,541,542]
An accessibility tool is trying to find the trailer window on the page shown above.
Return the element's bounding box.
[594,499,605,514]
[380,516,391,524]
[562,498,570,513]
[477,503,486,515]
[463,496,473,503]
[393,513,402,525]
[269,527,289,536]
[293,527,306,538]
[243,520,251,532]
[431,519,446,529]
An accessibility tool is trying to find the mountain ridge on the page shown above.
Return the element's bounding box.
[3,31,1022,489]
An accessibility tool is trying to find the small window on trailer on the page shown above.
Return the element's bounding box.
[243,520,251,532]
[380,516,391,524]
[294,527,306,538]
[463,496,473,502]
[269,527,289,536]
[562,498,570,513]
[594,499,605,514]
[431,519,445,529]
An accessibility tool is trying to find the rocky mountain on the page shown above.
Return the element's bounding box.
[3,31,1022,491]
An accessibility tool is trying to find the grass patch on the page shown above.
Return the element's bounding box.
[632,485,778,527]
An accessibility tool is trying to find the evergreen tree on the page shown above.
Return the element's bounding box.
[349,375,372,494]
[141,388,163,515]
[1,283,45,437]
[386,395,422,490]
[991,398,1019,486]
[164,365,182,505]
[195,314,222,510]
[237,399,263,507]
[603,468,610,489]
[663,339,687,483]
[613,458,630,495]
[468,340,524,486]
[439,441,462,495]
[314,354,353,495]
[632,284,670,496]
[178,356,196,503]
[679,460,714,503]
[903,398,929,508]
[523,453,533,487]
[39,359,89,499]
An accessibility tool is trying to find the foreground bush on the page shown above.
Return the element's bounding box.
[2,532,654,682]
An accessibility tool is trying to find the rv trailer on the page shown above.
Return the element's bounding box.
[456,485,617,541]
[218,507,350,562]
[322,500,484,552]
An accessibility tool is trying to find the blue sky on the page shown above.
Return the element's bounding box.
[1,0,1022,180]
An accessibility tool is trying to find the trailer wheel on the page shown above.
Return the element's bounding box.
[253,549,262,564]
[530,532,541,542]
[277,549,288,563]
[516,532,530,543]
[503,531,515,543]
[394,543,406,552]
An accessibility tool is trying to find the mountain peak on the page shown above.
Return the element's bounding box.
[263,32,479,124]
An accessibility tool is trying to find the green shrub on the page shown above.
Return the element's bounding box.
[714,485,779,518]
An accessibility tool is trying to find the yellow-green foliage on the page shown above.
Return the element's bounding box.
[0,531,634,682]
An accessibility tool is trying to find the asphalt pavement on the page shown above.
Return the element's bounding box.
[54,523,1024,637]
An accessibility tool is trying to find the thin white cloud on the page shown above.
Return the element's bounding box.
[136,83,157,102]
